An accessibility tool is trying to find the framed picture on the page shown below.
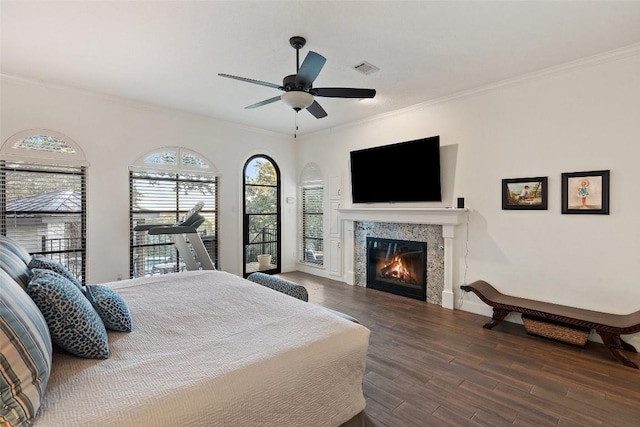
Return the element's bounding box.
[502,177,548,210]
[561,170,610,214]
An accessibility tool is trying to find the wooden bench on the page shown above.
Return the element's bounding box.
[460,280,640,369]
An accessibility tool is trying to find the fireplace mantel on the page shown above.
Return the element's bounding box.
[338,207,468,310]
[336,207,467,225]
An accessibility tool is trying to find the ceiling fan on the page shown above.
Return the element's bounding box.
[218,36,376,119]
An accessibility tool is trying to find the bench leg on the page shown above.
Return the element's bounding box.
[483,308,509,329]
[597,331,639,369]
[619,337,637,353]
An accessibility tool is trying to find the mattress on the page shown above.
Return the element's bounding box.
[33,270,370,426]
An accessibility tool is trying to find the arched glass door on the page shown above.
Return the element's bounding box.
[243,155,281,277]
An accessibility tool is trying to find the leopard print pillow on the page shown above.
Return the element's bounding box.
[246,272,309,302]
[28,254,83,290]
[27,269,109,359]
[86,285,132,332]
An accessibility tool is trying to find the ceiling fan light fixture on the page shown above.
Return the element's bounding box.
[281,90,314,111]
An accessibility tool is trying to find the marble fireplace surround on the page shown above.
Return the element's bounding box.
[337,208,468,309]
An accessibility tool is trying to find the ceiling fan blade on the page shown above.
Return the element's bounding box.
[295,51,326,87]
[312,87,376,98]
[306,100,327,119]
[245,95,282,109]
[218,73,282,90]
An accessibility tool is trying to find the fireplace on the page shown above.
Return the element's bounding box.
[366,237,427,301]
[337,207,468,308]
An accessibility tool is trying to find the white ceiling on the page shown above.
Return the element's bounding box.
[2,1,640,137]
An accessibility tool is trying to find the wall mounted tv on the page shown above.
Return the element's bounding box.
[349,136,442,203]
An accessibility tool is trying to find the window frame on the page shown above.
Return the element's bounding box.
[298,162,324,267]
[129,148,219,278]
[1,130,88,282]
[243,154,281,277]
[300,186,324,266]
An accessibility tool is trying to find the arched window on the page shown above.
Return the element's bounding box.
[129,147,219,277]
[243,155,281,277]
[299,163,323,266]
[1,129,88,282]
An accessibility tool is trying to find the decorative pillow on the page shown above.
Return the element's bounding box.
[0,234,32,264]
[246,272,309,302]
[0,269,53,427]
[28,254,83,290]
[26,269,109,359]
[0,247,32,289]
[86,284,133,332]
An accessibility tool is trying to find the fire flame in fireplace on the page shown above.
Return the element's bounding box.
[379,255,416,283]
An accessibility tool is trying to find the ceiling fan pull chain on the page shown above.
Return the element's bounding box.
[294,111,299,138]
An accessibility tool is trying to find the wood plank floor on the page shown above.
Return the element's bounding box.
[277,272,640,427]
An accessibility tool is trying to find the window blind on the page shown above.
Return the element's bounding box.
[301,186,323,266]
[129,171,219,278]
[1,160,87,282]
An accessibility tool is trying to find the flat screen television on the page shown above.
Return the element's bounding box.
[349,136,441,203]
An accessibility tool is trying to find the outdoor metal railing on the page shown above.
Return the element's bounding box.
[246,225,277,264]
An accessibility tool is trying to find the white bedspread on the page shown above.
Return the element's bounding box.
[33,270,370,426]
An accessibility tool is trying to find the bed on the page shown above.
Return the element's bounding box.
[0,236,370,427]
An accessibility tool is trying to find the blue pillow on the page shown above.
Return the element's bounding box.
[86,285,133,332]
[246,272,309,302]
[28,254,83,290]
[0,269,53,427]
[26,269,109,359]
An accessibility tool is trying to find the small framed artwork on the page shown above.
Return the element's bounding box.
[502,177,548,210]
[561,170,610,214]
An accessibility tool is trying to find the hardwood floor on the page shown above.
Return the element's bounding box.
[277,272,640,427]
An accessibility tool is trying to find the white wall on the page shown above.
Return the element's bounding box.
[0,77,298,282]
[299,51,640,345]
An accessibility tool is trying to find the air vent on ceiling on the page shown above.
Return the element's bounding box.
[353,61,380,75]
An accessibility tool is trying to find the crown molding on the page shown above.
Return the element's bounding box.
[304,43,640,138]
